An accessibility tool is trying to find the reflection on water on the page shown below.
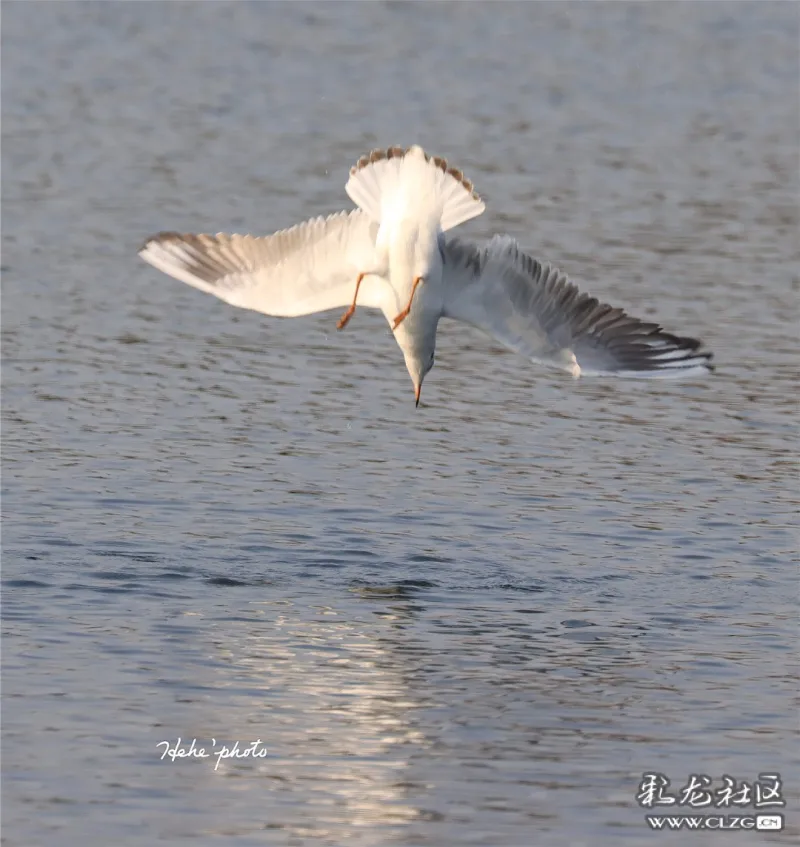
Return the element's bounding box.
[222,605,424,837]
[3,2,797,845]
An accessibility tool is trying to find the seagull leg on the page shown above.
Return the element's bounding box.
[337,273,366,330]
[391,276,423,330]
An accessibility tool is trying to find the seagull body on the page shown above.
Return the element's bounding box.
[140,145,712,405]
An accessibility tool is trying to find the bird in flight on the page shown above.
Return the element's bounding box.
[139,145,713,406]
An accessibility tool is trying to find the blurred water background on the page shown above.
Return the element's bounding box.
[2,2,798,845]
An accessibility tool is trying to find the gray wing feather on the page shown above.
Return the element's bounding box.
[442,236,713,378]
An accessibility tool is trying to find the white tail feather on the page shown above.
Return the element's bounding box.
[345,145,485,232]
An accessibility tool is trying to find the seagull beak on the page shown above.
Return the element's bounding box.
[414,384,421,408]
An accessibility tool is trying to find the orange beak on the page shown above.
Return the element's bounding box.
[414,385,421,408]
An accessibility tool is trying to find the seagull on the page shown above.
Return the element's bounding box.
[139,145,713,406]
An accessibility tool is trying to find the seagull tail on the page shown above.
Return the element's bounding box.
[345,145,485,232]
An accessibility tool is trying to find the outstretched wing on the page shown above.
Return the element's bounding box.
[442,236,713,378]
[139,210,385,317]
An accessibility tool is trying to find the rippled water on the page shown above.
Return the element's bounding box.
[3,3,798,845]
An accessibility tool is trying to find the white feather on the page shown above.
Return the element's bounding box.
[345,146,485,232]
[139,210,389,317]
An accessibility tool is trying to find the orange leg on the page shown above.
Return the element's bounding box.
[337,273,366,330]
[391,276,423,330]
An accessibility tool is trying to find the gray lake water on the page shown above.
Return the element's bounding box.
[2,3,798,845]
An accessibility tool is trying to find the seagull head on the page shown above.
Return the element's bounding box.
[403,347,435,408]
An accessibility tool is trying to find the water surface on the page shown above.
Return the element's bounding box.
[2,3,798,845]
